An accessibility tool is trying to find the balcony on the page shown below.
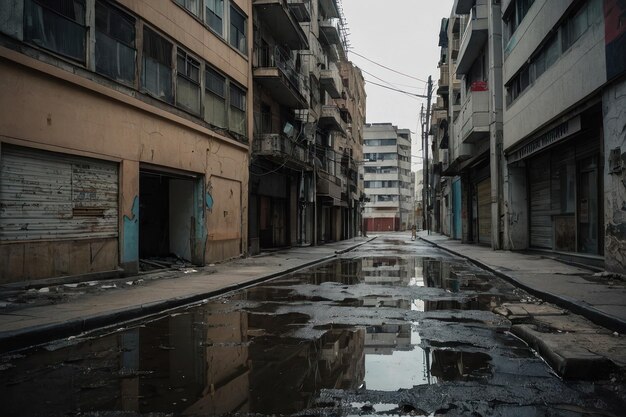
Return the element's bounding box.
[253,133,313,170]
[319,105,346,133]
[320,19,342,46]
[320,63,342,98]
[456,5,488,75]
[319,0,340,19]
[437,63,450,96]
[253,0,309,50]
[450,37,460,59]
[317,170,342,205]
[287,0,311,22]
[454,0,475,14]
[460,88,489,144]
[253,46,308,109]
[326,43,345,62]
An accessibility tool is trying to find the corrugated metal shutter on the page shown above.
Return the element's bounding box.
[477,178,491,245]
[0,146,118,241]
[529,154,552,249]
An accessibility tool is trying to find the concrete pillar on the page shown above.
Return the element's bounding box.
[503,162,528,250]
[120,160,140,274]
[488,0,504,250]
[603,78,626,273]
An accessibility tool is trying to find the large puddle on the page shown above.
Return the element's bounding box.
[0,255,611,416]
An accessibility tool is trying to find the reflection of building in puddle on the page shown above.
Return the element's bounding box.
[301,259,363,285]
[248,327,365,414]
[429,350,492,382]
[362,257,417,285]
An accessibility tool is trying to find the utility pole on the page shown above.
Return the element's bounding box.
[423,76,433,235]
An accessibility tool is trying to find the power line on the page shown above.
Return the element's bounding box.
[360,68,423,90]
[365,80,430,98]
[349,49,428,82]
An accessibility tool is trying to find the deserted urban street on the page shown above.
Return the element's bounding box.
[1,0,626,415]
[1,235,624,416]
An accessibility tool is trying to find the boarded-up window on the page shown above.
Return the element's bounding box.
[0,146,119,241]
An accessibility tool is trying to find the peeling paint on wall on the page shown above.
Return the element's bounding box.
[122,195,139,263]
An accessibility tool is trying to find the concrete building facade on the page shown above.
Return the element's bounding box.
[249,0,366,253]
[362,123,412,232]
[434,0,626,274]
[0,0,253,282]
[502,0,626,272]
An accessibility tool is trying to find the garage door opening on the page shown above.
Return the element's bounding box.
[139,169,199,270]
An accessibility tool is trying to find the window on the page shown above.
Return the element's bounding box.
[175,0,201,18]
[24,0,87,62]
[229,84,246,136]
[205,0,224,35]
[504,0,534,41]
[142,28,173,102]
[205,67,227,127]
[95,1,136,85]
[176,49,201,114]
[230,5,247,54]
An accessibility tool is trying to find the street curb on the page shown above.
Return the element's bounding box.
[511,324,617,379]
[0,251,347,353]
[419,237,626,334]
[335,236,377,254]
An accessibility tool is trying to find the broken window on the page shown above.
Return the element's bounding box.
[95,0,136,85]
[24,0,87,62]
[205,67,227,128]
[229,5,247,54]
[142,27,173,102]
[176,49,201,114]
[229,83,247,136]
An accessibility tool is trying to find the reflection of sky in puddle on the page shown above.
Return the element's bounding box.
[365,321,429,390]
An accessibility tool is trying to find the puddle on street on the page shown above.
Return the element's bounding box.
[0,255,595,416]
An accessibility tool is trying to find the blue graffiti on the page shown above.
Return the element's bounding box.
[206,192,214,210]
[122,196,139,263]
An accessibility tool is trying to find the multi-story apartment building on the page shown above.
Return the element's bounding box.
[362,123,413,232]
[443,0,505,248]
[435,0,626,273]
[502,0,626,272]
[249,0,366,252]
[0,0,253,282]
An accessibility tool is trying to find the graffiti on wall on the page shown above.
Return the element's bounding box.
[122,196,139,263]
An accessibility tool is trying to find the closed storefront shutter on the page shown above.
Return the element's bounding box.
[477,178,491,245]
[529,154,552,249]
[0,146,118,241]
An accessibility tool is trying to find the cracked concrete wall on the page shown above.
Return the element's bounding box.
[603,78,626,273]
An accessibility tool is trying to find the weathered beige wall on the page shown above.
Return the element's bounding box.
[0,44,250,280]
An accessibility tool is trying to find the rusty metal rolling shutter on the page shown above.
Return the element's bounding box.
[529,154,552,249]
[477,178,491,245]
[0,146,119,241]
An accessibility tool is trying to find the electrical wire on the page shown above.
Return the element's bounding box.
[365,80,429,98]
[349,49,429,82]
[360,68,424,91]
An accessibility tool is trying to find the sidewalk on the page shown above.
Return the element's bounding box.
[418,231,626,334]
[0,237,374,353]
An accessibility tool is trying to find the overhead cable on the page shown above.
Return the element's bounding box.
[349,49,428,82]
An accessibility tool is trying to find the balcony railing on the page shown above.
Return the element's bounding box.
[253,133,313,168]
[287,0,311,22]
[256,46,302,90]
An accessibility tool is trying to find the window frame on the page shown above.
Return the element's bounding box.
[229,4,247,55]
[141,26,174,103]
[94,0,137,86]
[176,48,202,114]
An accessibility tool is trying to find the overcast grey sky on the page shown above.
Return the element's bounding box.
[341,0,454,170]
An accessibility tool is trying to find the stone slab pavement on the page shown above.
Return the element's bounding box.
[0,237,375,353]
[418,231,626,334]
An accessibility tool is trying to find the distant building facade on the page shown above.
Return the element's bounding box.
[362,123,413,232]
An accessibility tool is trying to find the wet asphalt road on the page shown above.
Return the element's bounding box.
[1,235,625,416]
